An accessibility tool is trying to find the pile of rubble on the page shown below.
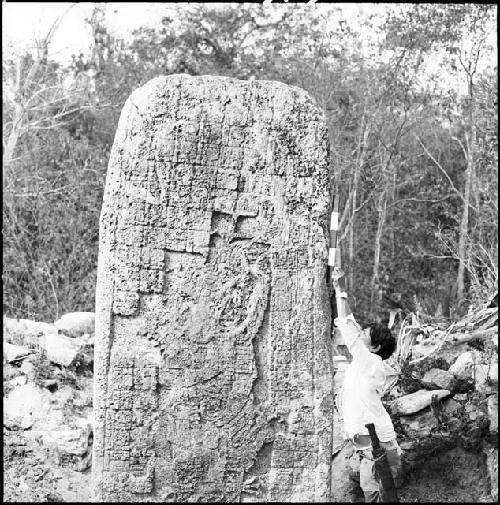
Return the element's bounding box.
[331,303,498,502]
[3,312,95,502]
[3,304,497,502]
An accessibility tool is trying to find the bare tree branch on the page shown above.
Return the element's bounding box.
[3,3,80,165]
[387,194,458,208]
[414,134,478,212]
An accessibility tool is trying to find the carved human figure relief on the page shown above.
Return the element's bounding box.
[94,74,333,502]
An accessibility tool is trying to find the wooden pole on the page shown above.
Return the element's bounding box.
[329,190,341,320]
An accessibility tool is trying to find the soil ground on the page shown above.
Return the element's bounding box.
[398,447,491,502]
[3,432,493,502]
[3,430,91,502]
[345,445,492,503]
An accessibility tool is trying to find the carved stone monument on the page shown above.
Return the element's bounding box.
[94,74,333,501]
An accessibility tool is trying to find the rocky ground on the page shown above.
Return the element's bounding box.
[332,305,498,502]
[3,314,94,502]
[3,306,498,502]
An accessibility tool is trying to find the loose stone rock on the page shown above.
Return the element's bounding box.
[442,398,461,415]
[8,375,28,387]
[80,333,93,345]
[4,384,53,430]
[487,394,498,435]
[492,333,498,349]
[40,417,92,457]
[34,409,66,432]
[4,317,58,342]
[399,409,437,437]
[431,341,470,368]
[54,312,95,338]
[40,379,58,390]
[20,360,37,381]
[410,343,439,360]
[38,333,86,367]
[449,350,481,379]
[3,342,33,363]
[485,448,498,501]
[487,363,498,383]
[52,385,77,407]
[422,368,454,390]
[390,389,450,415]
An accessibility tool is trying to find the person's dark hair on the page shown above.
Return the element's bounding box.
[367,323,396,360]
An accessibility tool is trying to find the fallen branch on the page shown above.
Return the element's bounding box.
[409,329,452,365]
[457,307,497,328]
[448,327,498,345]
[408,316,497,364]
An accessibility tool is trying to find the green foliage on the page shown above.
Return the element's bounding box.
[3,130,107,320]
[2,4,498,322]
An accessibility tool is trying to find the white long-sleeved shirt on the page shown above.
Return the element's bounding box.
[335,314,397,443]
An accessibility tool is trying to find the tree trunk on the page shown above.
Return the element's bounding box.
[388,163,397,260]
[371,190,387,312]
[348,118,370,291]
[456,131,473,304]
[456,77,476,304]
[348,202,355,292]
[3,105,24,165]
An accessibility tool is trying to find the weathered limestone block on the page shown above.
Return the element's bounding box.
[94,74,333,502]
[390,389,451,415]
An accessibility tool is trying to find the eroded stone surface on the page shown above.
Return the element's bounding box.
[485,448,498,501]
[93,74,333,502]
[54,312,95,338]
[390,389,450,415]
[487,394,498,435]
[421,368,454,390]
[3,342,33,363]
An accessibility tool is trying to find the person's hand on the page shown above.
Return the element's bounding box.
[331,266,345,281]
[331,267,345,291]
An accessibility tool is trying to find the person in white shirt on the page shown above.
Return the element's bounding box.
[332,266,402,503]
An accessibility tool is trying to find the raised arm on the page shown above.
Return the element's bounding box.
[331,267,352,318]
[331,267,375,364]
